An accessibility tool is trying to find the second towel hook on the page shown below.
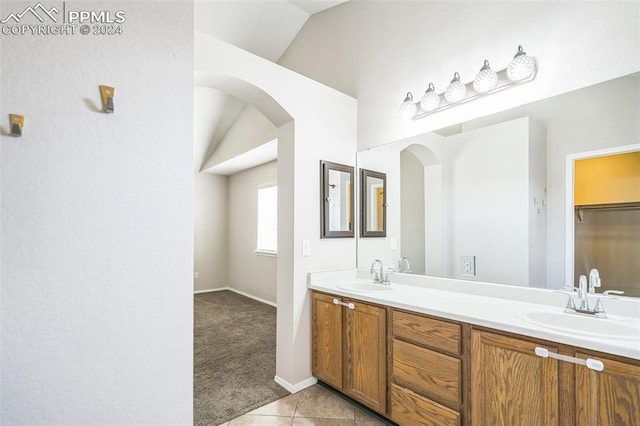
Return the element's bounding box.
[99,85,114,113]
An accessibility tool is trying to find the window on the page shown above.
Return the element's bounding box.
[256,185,277,254]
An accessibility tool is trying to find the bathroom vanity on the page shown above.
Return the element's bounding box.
[309,270,640,425]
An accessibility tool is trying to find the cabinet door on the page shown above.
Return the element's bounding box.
[344,299,387,414]
[311,292,343,389]
[471,331,560,426]
[575,352,640,425]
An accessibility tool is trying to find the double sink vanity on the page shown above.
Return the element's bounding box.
[309,269,640,425]
[312,72,639,424]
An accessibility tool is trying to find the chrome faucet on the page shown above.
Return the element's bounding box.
[588,268,601,294]
[397,257,411,273]
[370,259,392,285]
[370,259,384,283]
[578,274,589,310]
[556,269,624,319]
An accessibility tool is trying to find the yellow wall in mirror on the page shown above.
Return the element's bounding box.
[574,151,640,205]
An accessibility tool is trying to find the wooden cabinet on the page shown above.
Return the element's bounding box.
[471,330,561,425]
[390,309,464,425]
[575,351,640,425]
[344,298,387,413]
[391,383,460,426]
[471,330,640,426]
[312,290,640,425]
[311,291,343,389]
[311,291,387,415]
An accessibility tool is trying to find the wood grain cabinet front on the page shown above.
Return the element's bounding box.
[471,330,640,426]
[471,330,561,426]
[312,291,640,426]
[311,291,387,415]
[344,298,387,414]
[575,351,640,425]
[390,383,460,426]
[311,291,343,389]
[390,309,465,425]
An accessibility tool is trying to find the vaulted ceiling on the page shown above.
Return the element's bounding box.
[194,0,349,173]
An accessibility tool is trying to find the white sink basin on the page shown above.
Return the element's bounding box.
[522,311,640,340]
[336,281,393,293]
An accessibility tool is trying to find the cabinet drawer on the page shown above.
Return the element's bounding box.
[391,383,460,426]
[393,310,461,355]
[393,338,461,406]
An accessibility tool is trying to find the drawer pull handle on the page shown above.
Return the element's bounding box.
[534,347,604,372]
[333,298,355,310]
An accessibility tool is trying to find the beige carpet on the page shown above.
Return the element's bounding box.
[194,291,289,425]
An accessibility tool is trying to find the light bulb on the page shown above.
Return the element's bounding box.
[444,72,467,103]
[420,83,440,112]
[507,45,535,81]
[473,59,498,93]
[399,92,417,118]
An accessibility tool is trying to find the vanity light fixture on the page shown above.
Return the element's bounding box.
[399,92,418,118]
[400,45,537,120]
[419,83,440,112]
[507,45,536,81]
[444,72,467,103]
[473,60,498,93]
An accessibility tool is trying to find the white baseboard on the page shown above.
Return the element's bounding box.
[194,286,277,308]
[194,287,230,294]
[274,375,317,394]
[228,287,277,307]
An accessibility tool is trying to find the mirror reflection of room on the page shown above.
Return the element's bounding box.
[357,72,640,297]
[360,169,387,237]
[328,169,353,233]
[573,151,640,297]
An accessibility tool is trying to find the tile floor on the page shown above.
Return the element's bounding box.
[218,384,391,425]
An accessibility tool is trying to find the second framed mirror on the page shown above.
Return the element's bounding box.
[360,169,386,237]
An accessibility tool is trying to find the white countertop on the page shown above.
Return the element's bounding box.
[308,269,640,360]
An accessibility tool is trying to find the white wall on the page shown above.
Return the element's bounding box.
[203,105,278,170]
[0,2,193,423]
[400,150,425,274]
[195,34,357,390]
[448,118,545,286]
[280,1,640,149]
[194,172,228,292]
[228,161,278,304]
[359,118,547,287]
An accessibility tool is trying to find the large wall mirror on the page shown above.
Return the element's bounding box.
[357,71,640,297]
[360,169,386,237]
[320,160,354,238]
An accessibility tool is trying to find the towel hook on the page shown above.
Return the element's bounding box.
[99,85,114,113]
[9,114,24,136]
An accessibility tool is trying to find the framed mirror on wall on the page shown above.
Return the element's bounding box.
[356,72,640,296]
[320,160,354,238]
[360,169,387,237]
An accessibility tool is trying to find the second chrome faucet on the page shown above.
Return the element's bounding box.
[560,268,624,318]
[370,259,391,285]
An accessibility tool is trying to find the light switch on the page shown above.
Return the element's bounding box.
[302,240,311,257]
[390,237,397,250]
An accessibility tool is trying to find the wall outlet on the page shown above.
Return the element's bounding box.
[460,256,475,276]
[194,272,199,279]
